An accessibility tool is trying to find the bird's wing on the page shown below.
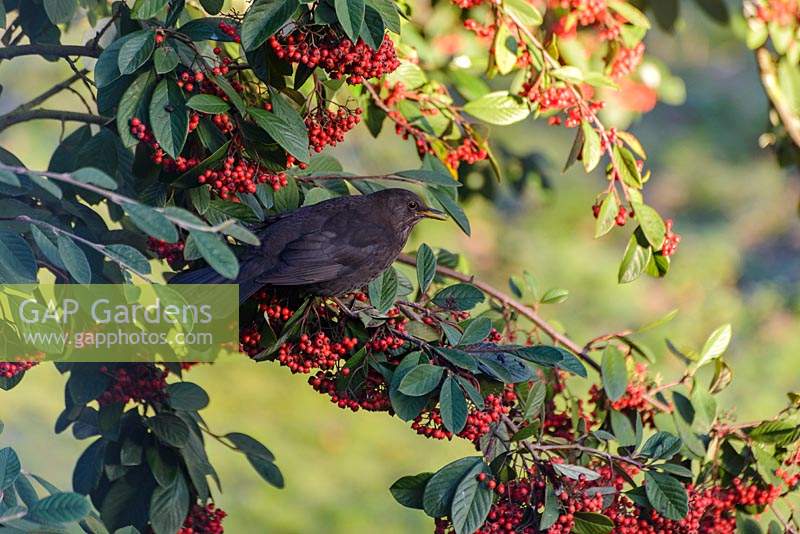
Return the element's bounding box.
[248,219,391,286]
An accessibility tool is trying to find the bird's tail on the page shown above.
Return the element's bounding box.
[168,266,229,285]
[169,267,265,304]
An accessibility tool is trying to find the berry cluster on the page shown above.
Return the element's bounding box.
[129,118,201,172]
[520,85,603,128]
[309,368,392,412]
[755,0,800,24]
[217,21,240,43]
[662,219,681,257]
[548,0,623,41]
[239,324,263,358]
[97,364,168,406]
[197,154,288,199]
[267,29,400,85]
[445,138,488,169]
[276,332,358,374]
[411,391,513,443]
[305,106,362,153]
[611,43,646,80]
[178,503,226,534]
[0,359,38,379]
[589,362,656,425]
[147,237,185,270]
[254,292,294,324]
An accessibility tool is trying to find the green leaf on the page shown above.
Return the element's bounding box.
[368,268,399,313]
[694,324,732,370]
[247,455,285,488]
[540,483,559,529]
[149,475,189,534]
[553,463,601,481]
[30,226,63,270]
[132,0,169,19]
[153,46,180,74]
[336,0,366,41]
[241,0,299,51]
[124,202,179,243]
[148,414,190,447]
[27,492,90,524]
[601,345,628,402]
[450,461,492,534]
[493,24,517,75]
[524,381,547,421]
[581,121,602,172]
[640,432,682,460]
[613,146,642,188]
[432,284,484,311]
[0,231,38,283]
[390,473,433,509]
[439,376,468,434]
[116,70,156,148]
[416,244,436,294]
[618,232,651,284]
[149,78,189,159]
[249,93,310,163]
[0,447,21,490]
[635,204,666,249]
[0,169,21,187]
[423,457,482,518]
[541,288,569,304]
[595,194,618,238]
[645,472,689,520]
[190,230,240,280]
[611,409,637,447]
[96,31,146,88]
[73,167,118,190]
[607,0,651,28]
[187,94,230,114]
[226,433,275,461]
[504,0,542,26]
[167,382,210,411]
[573,512,614,534]
[105,245,152,275]
[57,235,92,284]
[200,0,224,14]
[430,188,470,235]
[389,353,430,420]
[44,0,77,24]
[459,317,492,345]
[463,91,530,125]
[118,30,156,75]
[398,364,445,396]
[367,0,401,34]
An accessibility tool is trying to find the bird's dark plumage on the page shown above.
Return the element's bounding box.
[169,188,446,302]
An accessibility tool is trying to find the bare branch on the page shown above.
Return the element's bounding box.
[0,109,112,132]
[10,70,91,114]
[0,43,102,60]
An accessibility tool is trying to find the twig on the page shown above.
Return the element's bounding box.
[756,47,800,148]
[8,70,90,114]
[0,163,235,234]
[0,44,101,60]
[0,109,111,132]
[396,253,601,372]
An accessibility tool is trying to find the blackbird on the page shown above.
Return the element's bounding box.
[169,188,447,302]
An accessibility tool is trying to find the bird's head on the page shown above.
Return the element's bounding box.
[377,189,447,230]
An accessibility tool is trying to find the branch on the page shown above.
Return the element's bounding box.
[10,70,90,114]
[0,44,101,60]
[0,109,112,132]
[756,47,800,148]
[396,253,601,372]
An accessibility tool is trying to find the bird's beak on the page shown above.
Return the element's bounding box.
[418,207,447,220]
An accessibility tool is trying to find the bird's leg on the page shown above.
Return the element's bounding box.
[331,296,359,318]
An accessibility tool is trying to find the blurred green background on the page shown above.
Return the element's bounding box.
[1,3,800,533]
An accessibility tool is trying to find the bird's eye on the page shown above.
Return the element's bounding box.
[408,201,418,210]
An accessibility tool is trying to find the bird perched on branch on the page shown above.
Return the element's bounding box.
[170,188,447,302]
